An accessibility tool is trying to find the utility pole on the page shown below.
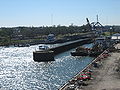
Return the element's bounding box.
[51,14,53,26]
[97,15,99,22]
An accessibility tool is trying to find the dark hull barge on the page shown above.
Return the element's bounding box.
[33,38,93,62]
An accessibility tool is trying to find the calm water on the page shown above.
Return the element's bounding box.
[0,43,94,90]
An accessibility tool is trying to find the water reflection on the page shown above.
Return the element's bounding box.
[0,44,94,90]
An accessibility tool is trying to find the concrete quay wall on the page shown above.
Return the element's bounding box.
[49,38,92,55]
[59,50,108,90]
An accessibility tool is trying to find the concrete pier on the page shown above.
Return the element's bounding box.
[49,38,92,55]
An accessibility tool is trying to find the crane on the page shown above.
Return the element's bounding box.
[86,18,92,31]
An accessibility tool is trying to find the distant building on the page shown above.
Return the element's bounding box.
[111,33,120,43]
[111,33,120,40]
[47,34,55,42]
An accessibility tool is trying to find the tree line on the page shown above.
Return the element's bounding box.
[0,24,118,46]
[0,24,91,45]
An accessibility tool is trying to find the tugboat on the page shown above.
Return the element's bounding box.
[71,46,90,56]
[71,43,103,57]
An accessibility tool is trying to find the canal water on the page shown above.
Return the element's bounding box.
[0,43,94,90]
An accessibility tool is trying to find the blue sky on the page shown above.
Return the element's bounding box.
[0,0,120,27]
